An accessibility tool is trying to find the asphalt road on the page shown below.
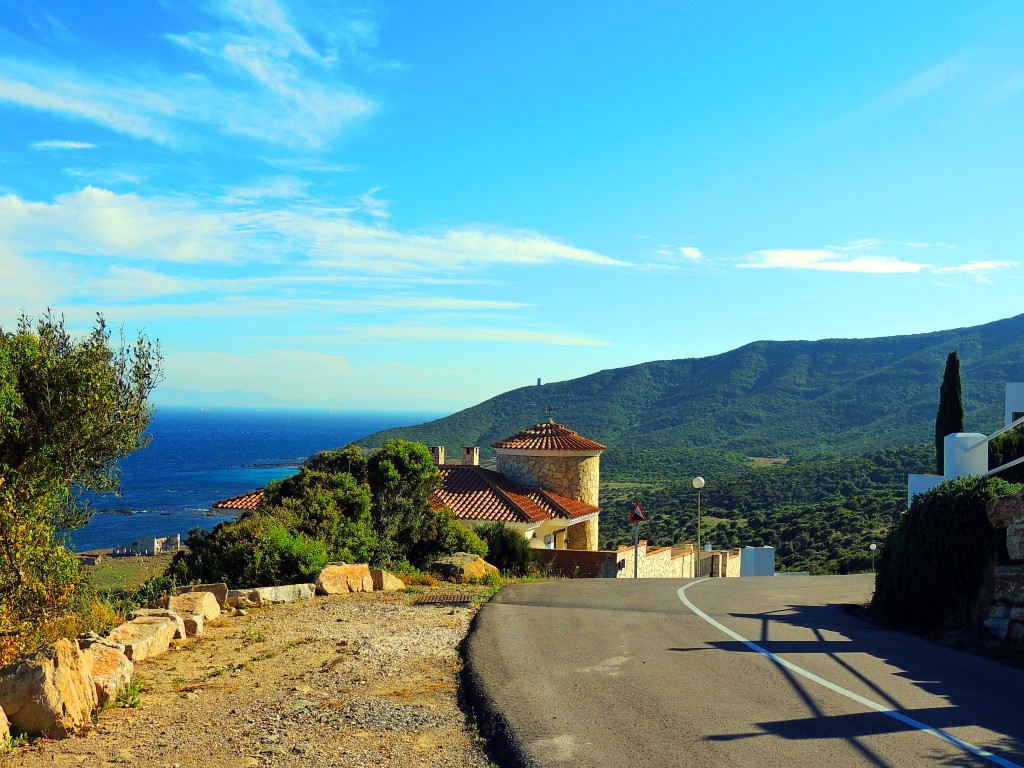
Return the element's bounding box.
[463,575,1024,768]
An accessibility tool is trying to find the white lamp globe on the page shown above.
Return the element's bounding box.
[692,476,705,489]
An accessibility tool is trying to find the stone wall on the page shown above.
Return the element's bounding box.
[495,453,601,507]
[984,490,1024,640]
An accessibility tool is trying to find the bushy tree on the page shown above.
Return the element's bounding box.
[167,515,328,588]
[870,475,1020,630]
[0,313,159,661]
[474,522,533,576]
[262,467,375,563]
[367,439,486,568]
[935,351,965,474]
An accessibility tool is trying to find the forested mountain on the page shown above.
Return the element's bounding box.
[360,313,1024,480]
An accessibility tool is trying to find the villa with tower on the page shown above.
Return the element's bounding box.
[429,419,607,550]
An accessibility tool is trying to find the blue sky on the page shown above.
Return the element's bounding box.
[2,1,1022,412]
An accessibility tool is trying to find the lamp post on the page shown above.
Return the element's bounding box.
[692,476,705,578]
[869,542,877,575]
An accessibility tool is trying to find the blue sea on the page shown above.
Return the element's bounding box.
[69,406,443,552]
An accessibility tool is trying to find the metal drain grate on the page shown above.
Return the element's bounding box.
[413,592,475,606]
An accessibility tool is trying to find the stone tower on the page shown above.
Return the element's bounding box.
[492,420,607,550]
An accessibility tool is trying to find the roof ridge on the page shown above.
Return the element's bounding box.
[476,466,533,520]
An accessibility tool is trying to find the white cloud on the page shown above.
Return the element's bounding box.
[741,248,930,273]
[679,246,702,260]
[0,0,380,150]
[30,140,97,150]
[877,56,968,110]
[0,187,233,263]
[933,260,1013,274]
[345,325,613,347]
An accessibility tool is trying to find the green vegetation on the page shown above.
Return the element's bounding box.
[165,439,486,588]
[359,313,1024,481]
[935,351,965,474]
[600,445,932,574]
[870,475,1021,630]
[84,552,177,593]
[0,313,160,666]
[474,522,534,576]
[113,679,147,708]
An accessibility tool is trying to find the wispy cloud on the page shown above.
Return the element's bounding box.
[741,240,1013,279]
[30,139,96,150]
[679,246,703,260]
[876,56,968,111]
[345,325,613,347]
[0,0,381,150]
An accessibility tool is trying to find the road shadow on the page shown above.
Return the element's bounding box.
[688,600,1024,766]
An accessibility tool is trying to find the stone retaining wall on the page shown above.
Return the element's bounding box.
[985,490,1024,640]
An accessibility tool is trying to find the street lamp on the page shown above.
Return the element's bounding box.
[869,542,877,575]
[692,476,705,578]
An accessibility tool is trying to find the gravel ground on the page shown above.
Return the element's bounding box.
[5,588,494,768]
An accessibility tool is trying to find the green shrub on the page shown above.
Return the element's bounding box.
[167,515,328,588]
[870,475,1021,630]
[474,522,533,576]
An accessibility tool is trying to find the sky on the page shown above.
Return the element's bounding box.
[2,1,1023,412]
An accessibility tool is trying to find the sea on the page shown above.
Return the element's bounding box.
[69,406,444,553]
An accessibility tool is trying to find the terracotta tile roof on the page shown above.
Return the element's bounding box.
[491,420,607,452]
[431,465,600,524]
[212,489,265,511]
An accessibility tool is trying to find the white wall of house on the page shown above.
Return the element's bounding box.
[1006,383,1024,426]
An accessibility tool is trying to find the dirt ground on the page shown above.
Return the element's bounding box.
[4,588,493,768]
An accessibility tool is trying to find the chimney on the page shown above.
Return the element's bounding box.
[429,446,445,466]
[462,446,479,466]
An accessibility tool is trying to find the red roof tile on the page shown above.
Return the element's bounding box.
[491,421,606,452]
[212,489,265,511]
[431,465,600,524]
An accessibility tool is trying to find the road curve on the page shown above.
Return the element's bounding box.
[462,575,1024,768]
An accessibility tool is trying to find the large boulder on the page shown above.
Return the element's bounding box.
[171,582,229,607]
[107,616,178,662]
[370,568,405,592]
[85,644,134,707]
[431,552,499,583]
[0,639,98,738]
[227,583,316,608]
[315,563,373,595]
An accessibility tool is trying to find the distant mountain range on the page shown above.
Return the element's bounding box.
[359,313,1024,478]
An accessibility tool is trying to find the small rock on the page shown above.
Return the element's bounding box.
[293,742,311,755]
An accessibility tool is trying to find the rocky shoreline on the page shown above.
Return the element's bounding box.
[3,587,493,768]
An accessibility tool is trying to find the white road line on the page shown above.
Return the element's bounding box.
[678,580,1022,768]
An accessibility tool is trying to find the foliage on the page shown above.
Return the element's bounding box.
[367,439,484,569]
[990,425,1024,484]
[870,475,1021,630]
[0,312,160,664]
[358,314,1024,478]
[600,444,931,574]
[113,679,147,708]
[167,515,328,588]
[935,351,965,474]
[262,466,376,563]
[473,522,533,576]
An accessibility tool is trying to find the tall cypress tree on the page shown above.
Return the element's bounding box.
[935,351,965,474]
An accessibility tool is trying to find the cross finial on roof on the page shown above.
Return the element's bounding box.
[543,406,557,423]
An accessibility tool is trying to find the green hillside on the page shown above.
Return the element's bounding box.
[359,313,1024,481]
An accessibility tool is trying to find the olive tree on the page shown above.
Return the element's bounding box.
[0,312,160,655]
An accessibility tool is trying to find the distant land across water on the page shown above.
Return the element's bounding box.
[70,406,444,552]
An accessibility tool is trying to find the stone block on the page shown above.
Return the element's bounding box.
[1011,607,1024,621]
[0,639,98,737]
[86,645,133,707]
[171,582,229,607]
[988,491,1024,529]
[431,552,499,582]
[0,705,9,749]
[1008,523,1024,562]
[316,563,373,595]
[993,566,1024,605]
[107,616,178,662]
[984,617,1010,638]
[227,583,316,608]
[130,609,187,640]
[1011,622,1024,642]
[166,591,222,622]
[370,569,405,591]
[990,605,1010,620]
